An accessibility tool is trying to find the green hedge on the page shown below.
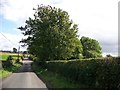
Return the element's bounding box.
[42,57,120,89]
[2,55,21,68]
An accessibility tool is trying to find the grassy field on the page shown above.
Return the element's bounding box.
[0,52,10,60]
[0,52,22,61]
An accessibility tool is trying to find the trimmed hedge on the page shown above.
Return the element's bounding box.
[42,57,120,89]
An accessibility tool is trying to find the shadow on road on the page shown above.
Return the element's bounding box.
[15,60,33,73]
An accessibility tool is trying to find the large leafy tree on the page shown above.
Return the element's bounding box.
[80,36,102,58]
[18,5,83,61]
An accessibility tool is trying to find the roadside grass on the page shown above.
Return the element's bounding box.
[0,62,22,78]
[0,52,23,78]
[32,62,80,88]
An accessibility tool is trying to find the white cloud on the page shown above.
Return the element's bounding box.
[1,0,34,23]
[56,0,119,56]
[0,0,119,56]
[0,32,26,51]
[0,0,63,23]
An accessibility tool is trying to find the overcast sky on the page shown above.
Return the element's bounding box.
[0,0,119,56]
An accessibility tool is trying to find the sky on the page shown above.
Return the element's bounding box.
[0,0,119,56]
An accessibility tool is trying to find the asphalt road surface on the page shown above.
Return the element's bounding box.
[2,60,47,89]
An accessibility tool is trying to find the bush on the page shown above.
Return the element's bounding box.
[28,56,33,60]
[16,59,20,63]
[43,57,120,89]
[2,56,13,68]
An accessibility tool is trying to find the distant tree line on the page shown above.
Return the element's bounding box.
[18,5,102,61]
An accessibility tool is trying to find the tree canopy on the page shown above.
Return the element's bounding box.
[80,36,102,58]
[18,5,83,61]
[19,5,102,61]
[13,48,17,53]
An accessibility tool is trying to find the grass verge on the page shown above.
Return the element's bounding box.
[0,62,22,78]
[32,62,80,88]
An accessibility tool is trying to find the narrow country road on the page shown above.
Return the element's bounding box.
[2,60,47,89]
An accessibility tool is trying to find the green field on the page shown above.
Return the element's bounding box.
[0,52,22,61]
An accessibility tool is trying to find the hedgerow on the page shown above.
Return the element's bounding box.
[42,57,120,89]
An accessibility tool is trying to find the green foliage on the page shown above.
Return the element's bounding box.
[2,55,22,68]
[7,55,13,61]
[43,57,120,89]
[2,56,13,68]
[32,62,81,88]
[0,62,22,78]
[80,36,102,58]
[106,54,112,57]
[13,48,17,53]
[18,5,83,61]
